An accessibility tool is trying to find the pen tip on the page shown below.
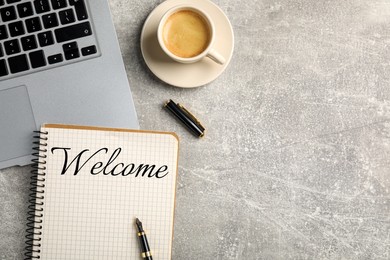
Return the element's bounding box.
[135,218,143,230]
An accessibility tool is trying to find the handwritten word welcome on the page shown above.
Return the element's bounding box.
[51,147,169,178]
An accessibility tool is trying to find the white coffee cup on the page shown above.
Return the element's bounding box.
[157,5,225,65]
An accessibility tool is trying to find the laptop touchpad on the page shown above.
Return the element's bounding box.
[0,86,36,162]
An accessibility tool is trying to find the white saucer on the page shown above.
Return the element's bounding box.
[140,0,234,88]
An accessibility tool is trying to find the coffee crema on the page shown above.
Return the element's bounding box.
[162,10,211,58]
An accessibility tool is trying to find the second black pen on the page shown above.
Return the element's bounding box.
[164,99,205,138]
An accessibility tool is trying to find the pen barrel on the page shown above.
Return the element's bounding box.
[165,100,205,137]
[138,232,153,259]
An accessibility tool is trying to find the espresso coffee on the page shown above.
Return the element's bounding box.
[162,10,211,58]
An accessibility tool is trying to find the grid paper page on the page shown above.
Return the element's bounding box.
[33,125,178,260]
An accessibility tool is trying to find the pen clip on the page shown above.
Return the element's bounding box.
[177,103,205,131]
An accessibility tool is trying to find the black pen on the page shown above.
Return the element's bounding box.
[135,218,153,260]
[164,99,205,138]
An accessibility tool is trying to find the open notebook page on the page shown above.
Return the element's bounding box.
[31,124,178,260]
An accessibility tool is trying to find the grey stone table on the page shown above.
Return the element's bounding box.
[1,0,389,259]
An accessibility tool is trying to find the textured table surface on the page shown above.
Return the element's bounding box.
[1,0,390,259]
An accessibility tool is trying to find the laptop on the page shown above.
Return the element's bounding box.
[0,0,139,169]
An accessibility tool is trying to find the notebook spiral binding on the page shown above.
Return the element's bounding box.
[24,130,49,260]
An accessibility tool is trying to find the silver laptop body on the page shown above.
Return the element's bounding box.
[0,0,139,169]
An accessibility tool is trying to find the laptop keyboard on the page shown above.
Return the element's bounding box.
[0,0,99,80]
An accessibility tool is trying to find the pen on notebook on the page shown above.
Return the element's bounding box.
[135,218,153,260]
[164,99,205,138]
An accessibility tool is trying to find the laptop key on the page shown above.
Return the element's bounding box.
[0,44,3,57]
[51,0,67,10]
[21,35,37,51]
[0,0,4,6]
[8,54,29,73]
[81,45,96,56]
[54,21,92,43]
[69,0,87,21]
[64,49,79,60]
[6,0,22,3]
[29,50,46,68]
[63,41,77,50]
[48,53,63,64]
[59,8,75,25]
[0,25,8,40]
[42,12,59,29]
[63,41,79,58]
[17,2,34,18]
[63,41,79,60]
[8,21,25,37]
[1,6,17,22]
[25,17,42,33]
[34,0,50,14]
[0,59,7,77]
[37,31,54,47]
[4,39,20,55]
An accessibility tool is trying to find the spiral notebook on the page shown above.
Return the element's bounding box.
[25,124,179,260]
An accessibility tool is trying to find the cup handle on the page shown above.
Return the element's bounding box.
[207,49,225,65]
